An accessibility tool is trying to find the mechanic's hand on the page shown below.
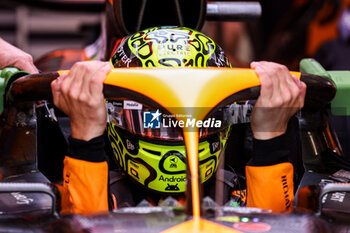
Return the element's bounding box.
[0,38,38,73]
[251,61,306,140]
[51,61,111,141]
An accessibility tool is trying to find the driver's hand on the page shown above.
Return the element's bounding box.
[51,61,111,141]
[250,61,306,140]
[0,38,38,73]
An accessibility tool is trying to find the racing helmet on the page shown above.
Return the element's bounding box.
[107,26,232,194]
[104,0,206,59]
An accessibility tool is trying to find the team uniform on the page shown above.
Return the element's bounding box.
[56,131,295,214]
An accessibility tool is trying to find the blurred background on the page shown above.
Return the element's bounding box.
[0,0,102,60]
[1,0,350,70]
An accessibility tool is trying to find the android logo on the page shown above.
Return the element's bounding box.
[165,183,180,191]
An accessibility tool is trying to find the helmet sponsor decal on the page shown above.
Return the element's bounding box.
[110,26,232,68]
[165,183,180,191]
[169,155,178,168]
[123,100,143,110]
[159,176,186,182]
[159,151,186,175]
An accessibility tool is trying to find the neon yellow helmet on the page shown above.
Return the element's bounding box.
[107,27,232,194]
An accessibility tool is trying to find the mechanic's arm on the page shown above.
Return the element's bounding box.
[51,61,111,215]
[246,61,306,212]
[0,37,38,73]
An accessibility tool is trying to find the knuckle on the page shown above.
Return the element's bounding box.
[19,53,33,63]
[273,96,283,106]
[87,100,99,109]
[291,85,301,97]
[25,53,33,62]
[78,93,88,102]
[61,79,70,92]
[270,64,287,77]
[262,78,273,88]
[283,90,292,102]
[59,83,68,94]
[277,64,288,71]
[268,68,279,77]
[68,89,78,99]
[87,102,96,109]
[90,77,101,85]
[72,61,86,71]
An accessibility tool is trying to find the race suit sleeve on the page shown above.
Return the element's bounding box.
[55,135,109,215]
[246,133,294,212]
